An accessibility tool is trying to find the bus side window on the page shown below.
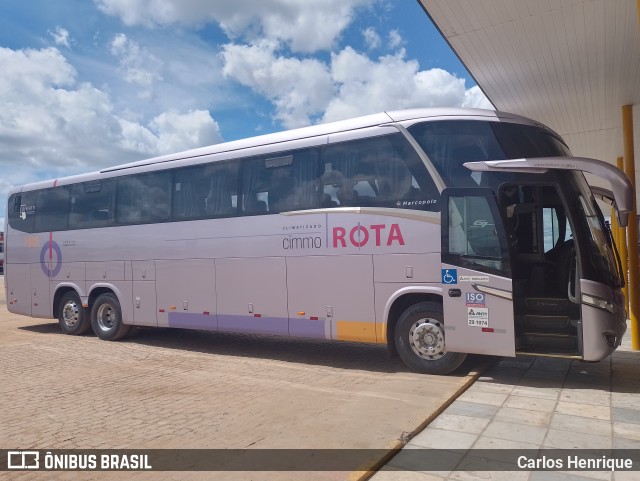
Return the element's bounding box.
[204,165,238,216]
[68,180,116,230]
[35,187,69,232]
[241,148,320,215]
[321,133,439,210]
[242,158,275,214]
[173,162,238,220]
[408,120,507,188]
[117,172,171,225]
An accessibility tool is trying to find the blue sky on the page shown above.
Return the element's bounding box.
[0,0,491,226]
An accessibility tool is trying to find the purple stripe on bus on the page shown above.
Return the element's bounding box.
[167,313,326,338]
[289,319,326,339]
[218,314,288,336]
[168,312,218,331]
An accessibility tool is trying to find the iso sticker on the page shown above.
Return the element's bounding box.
[465,292,485,307]
[467,307,489,327]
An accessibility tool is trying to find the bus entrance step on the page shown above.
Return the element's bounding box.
[518,331,578,353]
[522,315,572,330]
[523,298,570,312]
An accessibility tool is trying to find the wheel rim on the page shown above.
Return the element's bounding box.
[409,318,446,360]
[62,300,79,327]
[96,303,117,332]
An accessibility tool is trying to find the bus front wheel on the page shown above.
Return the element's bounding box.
[91,293,131,341]
[394,301,466,375]
[58,291,91,335]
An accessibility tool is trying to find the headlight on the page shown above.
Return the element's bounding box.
[582,293,615,313]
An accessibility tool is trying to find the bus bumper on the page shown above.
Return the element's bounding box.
[581,282,627,362]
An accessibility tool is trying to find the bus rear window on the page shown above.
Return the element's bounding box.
[8,191,37,233]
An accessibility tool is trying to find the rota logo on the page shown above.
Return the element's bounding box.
[333,223,405,248]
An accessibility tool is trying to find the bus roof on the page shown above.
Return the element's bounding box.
[10,107,546,194]
[103,108,542,174]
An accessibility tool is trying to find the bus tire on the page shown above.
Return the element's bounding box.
[394,301,466,375]
[90,293,131,341]
[58,291,91,335]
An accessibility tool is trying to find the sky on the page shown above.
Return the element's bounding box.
[0,0,492,228]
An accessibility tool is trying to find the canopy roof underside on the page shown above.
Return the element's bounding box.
[419,0,640,173]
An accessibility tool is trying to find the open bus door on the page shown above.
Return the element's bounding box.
[441,188,516,357]
[459,157,632,360]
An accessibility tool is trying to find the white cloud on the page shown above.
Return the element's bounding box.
[463,85,493,109]
[222,43,492,129]
[324,47,493,122]
[110,33,163,98]
[0,46,223,219]
[95,0,373,52]
[388,30,403,49]
[49,26,71,48]
[150,110,222,153]
[362,27,382,50]
[98,31,228,121]
[363,27,381,50]
[222,41,335,128]
[117,110,223,154]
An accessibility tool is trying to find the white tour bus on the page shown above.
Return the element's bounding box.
[4,108,633,374]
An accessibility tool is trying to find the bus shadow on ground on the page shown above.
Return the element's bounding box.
[474,350,640,395]
[19,321,482,376]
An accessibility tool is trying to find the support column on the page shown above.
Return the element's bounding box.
[622,105,639,350]
[617,157,629,311]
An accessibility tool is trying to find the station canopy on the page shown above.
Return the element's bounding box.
[419,0,640,179]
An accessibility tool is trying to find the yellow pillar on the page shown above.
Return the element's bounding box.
[622,105,639,350]
[617,157,629,311]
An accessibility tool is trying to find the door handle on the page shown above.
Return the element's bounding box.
[448,289,461,297]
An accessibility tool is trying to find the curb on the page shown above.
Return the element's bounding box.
[350,355,497,481]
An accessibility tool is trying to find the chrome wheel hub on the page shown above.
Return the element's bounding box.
[62,301,79,327]
[96,304,117,332]
[409,318,446,360]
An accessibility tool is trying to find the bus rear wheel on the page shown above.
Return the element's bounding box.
[91,293,131,341]
[394,301,466,375]
[58,291,91,335]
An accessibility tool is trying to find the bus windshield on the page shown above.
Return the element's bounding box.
[408,120,571,187]
[572,172,625,289]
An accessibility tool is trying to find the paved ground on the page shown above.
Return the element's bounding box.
[372,324,640,480]
[0,277,480,481]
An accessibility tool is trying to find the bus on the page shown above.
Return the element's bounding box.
[3,108,632,374]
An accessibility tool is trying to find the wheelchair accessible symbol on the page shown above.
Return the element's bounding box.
[441,268,457,285]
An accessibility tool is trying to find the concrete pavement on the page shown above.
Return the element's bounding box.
[3,274,638,480]
[371,324,640,480]
[0,276,479,481]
